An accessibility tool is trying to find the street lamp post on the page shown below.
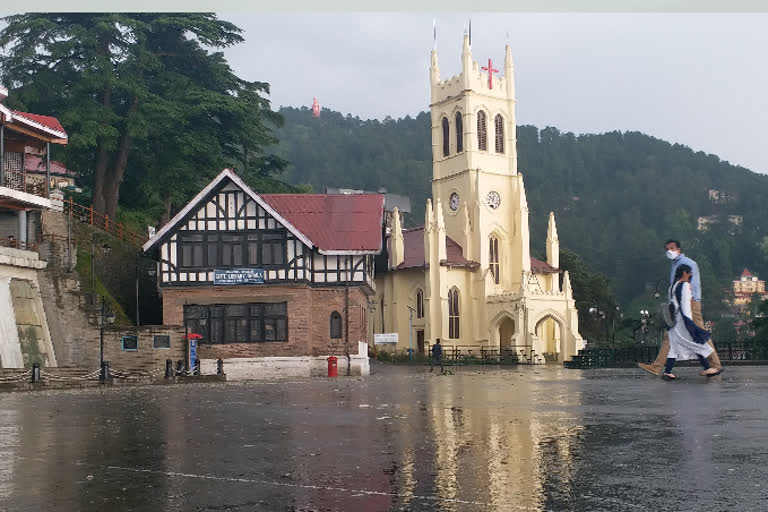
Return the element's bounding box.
[90,235,111,305]
[611,305,622,350]
[406,305,416,361]
[99,298,116,376]
[639,309,650,344]
[588,307,606,346]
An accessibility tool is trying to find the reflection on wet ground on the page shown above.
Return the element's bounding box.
[1,365,767,511]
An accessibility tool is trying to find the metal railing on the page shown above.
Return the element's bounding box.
[0,238,38,251]
[565,342,768,369]
[63,197,148,249]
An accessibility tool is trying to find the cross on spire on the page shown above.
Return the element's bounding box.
[481,58,499,89]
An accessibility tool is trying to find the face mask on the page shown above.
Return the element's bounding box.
[666,250,679,260]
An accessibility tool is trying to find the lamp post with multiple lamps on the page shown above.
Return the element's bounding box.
[588,307,607,346]
[99,298,116,378]
[638,309,651,344]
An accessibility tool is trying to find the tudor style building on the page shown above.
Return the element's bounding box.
[142,169,384,377]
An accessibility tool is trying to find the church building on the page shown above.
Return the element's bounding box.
[375,35,584,363]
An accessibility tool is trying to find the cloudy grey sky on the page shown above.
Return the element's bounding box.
[221,13,768,174]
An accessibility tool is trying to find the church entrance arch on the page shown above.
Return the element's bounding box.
[499,317,515,351]
[535,314,564,363]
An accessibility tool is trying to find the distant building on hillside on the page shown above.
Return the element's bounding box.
[697,214,743,233]
[708,189,737,205]
[732,268,768,308]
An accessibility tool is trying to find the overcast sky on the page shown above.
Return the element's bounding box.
[220,12,768,174]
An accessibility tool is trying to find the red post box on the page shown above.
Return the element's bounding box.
[327,356,338,377]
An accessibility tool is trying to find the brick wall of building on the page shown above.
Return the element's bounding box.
[99,325,187,371]
[161,284,370,359]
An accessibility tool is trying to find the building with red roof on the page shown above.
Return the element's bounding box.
[732,268,768,308]
[0,85,68,368]
[142,169,384,378]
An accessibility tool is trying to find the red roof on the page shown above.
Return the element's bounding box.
[24,154,76,176]
[531,257,559,274]
[742,268,753,278]
[261,193,384,252]
[392,226,558,273]
[12,110,67,136]
[395,227,478,269]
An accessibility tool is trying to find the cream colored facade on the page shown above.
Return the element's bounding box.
[373,35,584,363]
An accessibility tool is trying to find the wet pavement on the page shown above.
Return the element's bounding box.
[1,364,767,511]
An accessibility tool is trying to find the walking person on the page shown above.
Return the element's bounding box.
[638,239,722,375]
[662,264,722,379]
[430,338,444,374]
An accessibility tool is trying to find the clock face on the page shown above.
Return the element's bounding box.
[487,190,501,209]
[449,192,460,211]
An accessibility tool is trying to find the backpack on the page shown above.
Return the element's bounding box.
[660,282,681,329]
[660,300,676,328]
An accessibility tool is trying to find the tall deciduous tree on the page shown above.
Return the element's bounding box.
[0,13,283,220]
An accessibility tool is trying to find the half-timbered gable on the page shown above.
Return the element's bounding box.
[144,169,382,290]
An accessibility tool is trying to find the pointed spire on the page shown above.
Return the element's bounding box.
[461,33,472,78]
[434,198,447,261]
[504,43,515,98]
[390,207,404,268]
[433,18,437,50]
[425,199,433,231]
[461,200,472,261]
[518,177,528,211]
[547,211,559,243]
[563,270,573,299]
[469,18,472,47]
[546,211,560,271]
[462,201,471,234]
[431,48,440,85]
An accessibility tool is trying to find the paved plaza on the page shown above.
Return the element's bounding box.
[1,365,767,511]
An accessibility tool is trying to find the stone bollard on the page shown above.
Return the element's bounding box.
[216,359,224,375]
[32,363,41,384]
[165,359,173,379]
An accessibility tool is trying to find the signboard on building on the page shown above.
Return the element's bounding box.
[374,333,398,345]
[213,268,265,285]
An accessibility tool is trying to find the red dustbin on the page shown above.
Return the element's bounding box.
[327,356,338,377]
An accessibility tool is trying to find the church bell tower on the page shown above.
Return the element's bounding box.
[429,34,530,290]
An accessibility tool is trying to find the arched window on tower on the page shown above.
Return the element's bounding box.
[442,117,450,157]
[416,289,424,318]
[494,114,505,154]
[455,112,463,153]
[477,110,487,151]
[330,311,342,339]
[489,236,500,285]
[448,288,460,339]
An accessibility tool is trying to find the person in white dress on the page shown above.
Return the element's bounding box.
[663,264,722,380]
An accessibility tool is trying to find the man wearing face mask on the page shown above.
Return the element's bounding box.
[638,239,723,375]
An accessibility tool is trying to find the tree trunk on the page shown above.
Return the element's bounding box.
[103,96,139,219]
[159,196,172,227]
[92,87,112,214]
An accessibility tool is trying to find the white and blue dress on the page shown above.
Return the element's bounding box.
[668,281,713,361]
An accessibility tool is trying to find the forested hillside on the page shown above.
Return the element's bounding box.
[273,106,768,319]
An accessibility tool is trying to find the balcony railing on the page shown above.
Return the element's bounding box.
[0,151,49,198]
[0,238,38,251]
